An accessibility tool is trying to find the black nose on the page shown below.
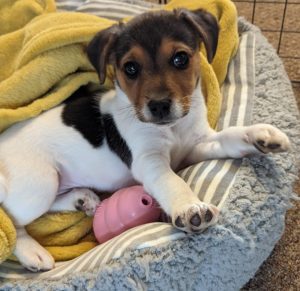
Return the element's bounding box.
[148,99,171,119]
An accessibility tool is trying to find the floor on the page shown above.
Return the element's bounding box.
[149,0,300,289]
[234,0,300,83]
[242,86,300,290]
[233,2,300,289]
[100,0,299,286]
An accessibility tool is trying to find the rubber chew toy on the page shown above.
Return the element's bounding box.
[93,186,161,244]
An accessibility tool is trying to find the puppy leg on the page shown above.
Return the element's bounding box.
[50,188,100,216]
[186,124,290,163]
[14,228,55,272]
[2,160,58,271]
[132,154,219,233]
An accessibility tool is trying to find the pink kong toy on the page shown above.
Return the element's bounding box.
[93,185,161,244]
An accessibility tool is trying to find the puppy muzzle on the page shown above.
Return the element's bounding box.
[142,98,187,125]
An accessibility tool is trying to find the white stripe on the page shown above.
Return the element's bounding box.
[202,160,234,203]
[34,244,111,279]
[135,231,186,250]
[77,7,143,16]
[102,224,170,263]
[78,10,137,19]
[44,238,121,278]
[86,0,157,9]
[80,2,150,13]
[56,0,82,8]
[87,223,166,270]
[193,160,218,197]
[236,34,249,126]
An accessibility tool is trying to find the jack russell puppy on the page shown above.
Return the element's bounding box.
[0,9,290,272]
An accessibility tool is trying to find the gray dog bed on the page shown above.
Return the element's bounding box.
[1,2,299,290]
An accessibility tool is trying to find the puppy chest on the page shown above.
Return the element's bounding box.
[169,133,194,170]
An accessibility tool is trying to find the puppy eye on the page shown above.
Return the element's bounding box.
[123,61,140,79]
[171,51,189,70]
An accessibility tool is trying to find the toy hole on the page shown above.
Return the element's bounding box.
[142,197,150,206]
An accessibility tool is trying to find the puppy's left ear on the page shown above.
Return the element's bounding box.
[176,9,219,63]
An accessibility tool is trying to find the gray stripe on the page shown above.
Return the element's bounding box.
[229,41,243,127]
[77,9,136,20]
[217,58,236,130]
[112,0,160,8]
[196,160,227,196]
[188,162,211,192]
[56,4,80,11]
[61,241,116,274]
[46,224,158,277]
[180,164,198,182]
[41,248,104,277]
[211,159,241,206]
[81,1,154,12]
[217,79,231,131]
[0,264,37,278]
[243,33,254,126]
[56,0,83,11]
[102,224,175,264]
[78,224,162,272]
[77,4,145,15]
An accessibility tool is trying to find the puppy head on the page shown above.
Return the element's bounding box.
[87,9,219,125]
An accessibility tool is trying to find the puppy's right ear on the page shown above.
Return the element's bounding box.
[176,9,219,64]
[87,24,122,84]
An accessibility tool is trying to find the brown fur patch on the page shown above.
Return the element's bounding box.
[115,38,200,121]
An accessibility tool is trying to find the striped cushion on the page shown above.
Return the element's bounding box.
[0,31,255,279]
[56,0,161,19]
[55,0,85,11]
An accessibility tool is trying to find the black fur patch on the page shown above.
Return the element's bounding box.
[103,114,132,168]
[62,96,104,148]
[62,96,132,167]
[114,12,199,67]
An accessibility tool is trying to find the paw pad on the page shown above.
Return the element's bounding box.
[172,202,219,233]
[190,213,201,226]
[175,216,185,228]
[204,209,213,223]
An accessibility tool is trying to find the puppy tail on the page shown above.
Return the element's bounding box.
[0,172,7,204]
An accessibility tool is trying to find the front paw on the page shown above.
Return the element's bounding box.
[172,201,219,233]
[14,234,55,272]
[245,124,290,154]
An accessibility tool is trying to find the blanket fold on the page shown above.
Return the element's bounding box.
[0,0,238,264]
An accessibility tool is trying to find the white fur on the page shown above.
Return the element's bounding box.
[0,81,290,271]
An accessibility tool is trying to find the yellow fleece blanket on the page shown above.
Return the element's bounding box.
[0,0,238,264]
